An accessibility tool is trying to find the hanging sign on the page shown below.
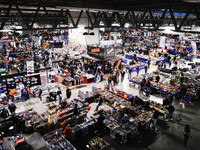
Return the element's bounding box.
[40,71,48,86]
[107,48,114,55]
[91,48,100,53]
[27,61,34,74]
[191,41,197,56]
[160,36,166,49]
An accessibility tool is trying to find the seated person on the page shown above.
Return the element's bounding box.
[121,114,129,123]
[156,75,160,83]
[73,104,79,115]
[61,98,67,109]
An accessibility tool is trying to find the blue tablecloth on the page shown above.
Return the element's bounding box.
[182,96,193,103]
[125,54,149,63]
[125,54,133,59]
[138,57,148,63]
[156,59,168,65]
[126,64,145,72]
[122,59,128,64]
[129,80,141,85]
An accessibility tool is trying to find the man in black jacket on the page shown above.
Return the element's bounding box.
[167,104,175,121]
[66,88,71,99]
[153,110,159,130]
[8,103,17,114]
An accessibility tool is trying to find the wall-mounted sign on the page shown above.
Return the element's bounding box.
[107,48,114,55]
[91,48,100,53]
[27,61,34,74]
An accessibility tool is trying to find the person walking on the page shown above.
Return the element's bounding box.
[95,95,104,111]
[57,87,62,105]
[108,74,112,85]
[21,88,27,101]
[121,70,125,82]
[128,67,132,79]
[66,88,71,99]
[167,104,175,121]
[136,66,140,76]
[8,89,20,102]
[38,88,42,101]
[152,110,159,131]
[169,60,171,68]
[145,65,148,74]
[147,60,151,68]
[73,103,79,115]
[8,103,17,115]
[183,124,192,148]
[26,87,30,100]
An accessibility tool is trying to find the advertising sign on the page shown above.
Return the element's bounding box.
[91,48,100,53]
[27,61,34,74]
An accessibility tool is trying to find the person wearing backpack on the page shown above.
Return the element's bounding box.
[21,88,27,101]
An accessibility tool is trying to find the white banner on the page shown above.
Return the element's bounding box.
[27,61,34,74]
[191,41,197,56]
[160,36,166,49]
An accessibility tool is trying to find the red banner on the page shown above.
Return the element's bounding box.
[116,59,121,68]
[91,48,100,53]
[107,48,114,55]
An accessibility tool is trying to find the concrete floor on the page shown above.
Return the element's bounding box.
[1,56,200,150]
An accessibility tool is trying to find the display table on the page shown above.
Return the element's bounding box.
[149,101,167,114]
[43,129,76,150]
[137,56,149,63]
[155,59,168,65]
[88,136,110,150]
[125,54,133,59]
[84,75,94,83]
[158,67,171,73]
[129,76,142,85]
[125,63,145,72]
[148,95,163,104]
[17,108,47,132]
[125,54,150,63]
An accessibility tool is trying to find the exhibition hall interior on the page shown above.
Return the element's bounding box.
[0,0,200,149]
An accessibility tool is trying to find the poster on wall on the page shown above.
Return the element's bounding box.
[40,71,48,86]
[55,75,62,84]
[191,41,197,56]
[160,36,166,49]
[106,47,115,57]
[48,70,55,83]
[27,61,34,74]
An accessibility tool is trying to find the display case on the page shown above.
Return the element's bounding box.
[88,136,110,150]
[43,130,76,150]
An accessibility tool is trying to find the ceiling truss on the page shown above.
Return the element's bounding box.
[0,4,199,31]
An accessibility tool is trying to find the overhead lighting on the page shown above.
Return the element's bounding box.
[183,0,200,3]
[83,32,89,35]
[111,22,120,27]
[124,23,132,28]
[100,21,104,26]
[89,32,94,35]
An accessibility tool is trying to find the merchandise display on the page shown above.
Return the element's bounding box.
[17,108,47,131]
[0,2,200,149]
[125,63,145,72]
[88,136,110,150]
[44,130,76,150]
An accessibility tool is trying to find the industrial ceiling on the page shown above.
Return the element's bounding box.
[0,0,199,31]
